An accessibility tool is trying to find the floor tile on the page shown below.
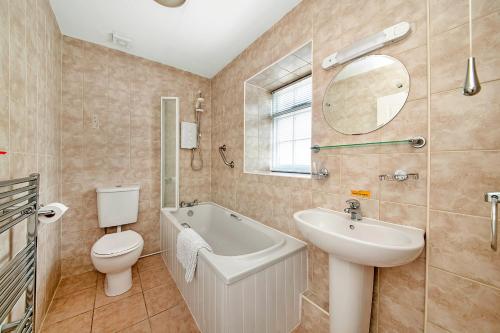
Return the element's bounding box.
[144,283,183,316]
[137,254,165,273]
[40,311,92,333]
[139,266,174,291]
[92,293,148,333]
[149,304,199,333]
[95,268,142,308]
[44,288,96,326]
[54,271,97,299]
[117,320,152,333]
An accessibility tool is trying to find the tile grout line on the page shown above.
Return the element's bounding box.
[424,0,432,330]
[429,266,500,292]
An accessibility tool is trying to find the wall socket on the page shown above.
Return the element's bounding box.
[91,114,100,129]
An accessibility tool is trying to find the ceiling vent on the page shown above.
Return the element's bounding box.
[111,32,132,48]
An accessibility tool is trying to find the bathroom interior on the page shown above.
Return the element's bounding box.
[0,0,499,332]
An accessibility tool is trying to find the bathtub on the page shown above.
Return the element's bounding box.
[160,202,307,333]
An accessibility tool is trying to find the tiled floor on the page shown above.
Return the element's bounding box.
[40,254,199,333]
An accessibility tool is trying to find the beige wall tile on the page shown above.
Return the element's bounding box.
[340,154,380,199]
[430,210,500,288]
[430,0,500,35]
[378,258,425,332]
[430,151,500,217]
[428,267,500,332]
[1,0,62,327]
[379,153,427,206]
[380,202,426,230]
[431,12,500,93]
[426,322,450,333]
[431,80,500,151]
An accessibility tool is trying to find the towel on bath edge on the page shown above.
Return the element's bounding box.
[176,228,212,283]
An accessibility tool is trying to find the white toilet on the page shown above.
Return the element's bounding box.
[91,185,144,296]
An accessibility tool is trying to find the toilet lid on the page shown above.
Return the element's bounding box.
[92,230,143,256]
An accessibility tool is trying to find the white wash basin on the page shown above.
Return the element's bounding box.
[293,207,425,333]
[293,208,425,267]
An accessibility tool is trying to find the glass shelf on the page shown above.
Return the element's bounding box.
[311,136,426,152]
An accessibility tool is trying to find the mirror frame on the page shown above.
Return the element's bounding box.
[322,54,410,135]
[160,97,180,210]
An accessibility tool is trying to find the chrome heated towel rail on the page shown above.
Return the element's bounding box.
[0,174,39,333]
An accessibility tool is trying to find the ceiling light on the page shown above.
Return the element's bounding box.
[154,0,187,8]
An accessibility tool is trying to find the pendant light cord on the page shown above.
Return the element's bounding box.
[469,0,473,57]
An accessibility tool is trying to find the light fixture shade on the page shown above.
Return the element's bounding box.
[154,0,186,7]
[463,57,481,96]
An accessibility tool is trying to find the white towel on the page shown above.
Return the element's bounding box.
[176,228,212,283]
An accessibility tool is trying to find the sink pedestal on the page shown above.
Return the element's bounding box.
[329,256,374,333]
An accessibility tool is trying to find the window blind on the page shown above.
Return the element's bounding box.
[272,76,312,117]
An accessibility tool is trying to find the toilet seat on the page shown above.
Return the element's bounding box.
[92,230,143,258]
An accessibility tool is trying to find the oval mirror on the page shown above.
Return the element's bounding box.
[322,55,409,135]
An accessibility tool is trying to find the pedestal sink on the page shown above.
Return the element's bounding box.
[293,208,425,333]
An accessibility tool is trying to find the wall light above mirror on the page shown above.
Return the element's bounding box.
[322,55,410,135]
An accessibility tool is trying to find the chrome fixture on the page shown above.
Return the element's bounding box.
[154,0,186,8]
[191,91,205,171]
[322,22,411,70]
[180,199,199,208]
[344,199,362,221]
[230,213,242,221]
[485,192,499,251]
[312,136,426,153]
[218,145,234,168]
[312,167,329,180]
[0,174,39,332]
[379,170,419,182]
[463,0,481,96]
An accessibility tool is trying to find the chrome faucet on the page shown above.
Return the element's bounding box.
[180,199,199,208]
[344,199,362,221]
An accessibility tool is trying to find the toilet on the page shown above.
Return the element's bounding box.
[91,185,144,297]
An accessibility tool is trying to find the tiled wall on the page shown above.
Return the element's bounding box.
[211,0,500,332]
[60,37,211,277]
[0,0,62,328]
[244,83,272,172]
[427,0,500,332]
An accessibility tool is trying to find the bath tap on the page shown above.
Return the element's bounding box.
[344,199,362,221]
[180,200,199,208]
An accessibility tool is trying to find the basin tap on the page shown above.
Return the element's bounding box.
[344,199,362,221]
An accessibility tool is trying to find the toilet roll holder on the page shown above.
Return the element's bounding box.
[38,207,56,218]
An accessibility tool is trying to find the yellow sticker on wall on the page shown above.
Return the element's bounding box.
[351,190,371,198]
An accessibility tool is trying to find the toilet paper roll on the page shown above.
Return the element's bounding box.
[38,202,69,224]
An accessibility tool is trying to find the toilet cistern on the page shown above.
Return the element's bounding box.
[91,185,144,296]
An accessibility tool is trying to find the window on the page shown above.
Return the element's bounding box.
[272,76,312,174]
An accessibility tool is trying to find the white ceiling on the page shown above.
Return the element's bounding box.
[50,0,302,78]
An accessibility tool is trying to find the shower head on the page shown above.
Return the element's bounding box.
[154,0,187,8]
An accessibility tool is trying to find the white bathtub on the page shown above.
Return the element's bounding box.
[160,202,308,333]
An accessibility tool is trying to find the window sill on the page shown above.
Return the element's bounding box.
[244,170,311,179]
